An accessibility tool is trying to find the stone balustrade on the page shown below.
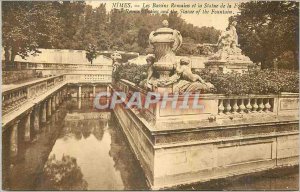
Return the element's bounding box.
[66,74,112,84]
[21,62,112,71]
[118,79,298,123]
[217,96,274,115]
[2,73,112,118]
[2,75,65,116]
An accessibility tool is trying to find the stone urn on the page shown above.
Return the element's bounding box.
[149,20,182,80]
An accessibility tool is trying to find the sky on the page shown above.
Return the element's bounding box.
[86,1,241,30]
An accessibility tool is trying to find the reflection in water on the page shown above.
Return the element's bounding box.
[37,99,148,190]
[41,154,88,190]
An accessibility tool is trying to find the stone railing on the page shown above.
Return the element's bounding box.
[117,79,299,123]
[66,73,112,84]
[217,96,274,115]
[2,61,113,83]
[2,75,65,116]
[2,73,113,116]
[21,62,112,70]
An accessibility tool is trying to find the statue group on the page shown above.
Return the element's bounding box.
[143,20,215,94]
[209,21,252,62]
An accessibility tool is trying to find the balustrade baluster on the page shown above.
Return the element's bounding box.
[218,99,225,115]
[225,99,232,115]
[252,98,258,113]
[264,98,271,112]
[232,99,239,114]
[258,98,264,112]
[239,99,246,113]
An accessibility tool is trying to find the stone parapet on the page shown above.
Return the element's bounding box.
[113,80,299,189]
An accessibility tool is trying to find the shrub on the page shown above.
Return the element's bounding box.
[113,63,148,85]
[195,68,299,95]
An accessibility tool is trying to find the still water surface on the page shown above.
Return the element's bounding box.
[36,98,147,190]
[35,98,298,190]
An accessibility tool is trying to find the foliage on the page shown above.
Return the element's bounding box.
[195,68,299,95]
[231,1,299,70]
[2,1,61,66]
[113,63,299,95]
[113,63,148,85]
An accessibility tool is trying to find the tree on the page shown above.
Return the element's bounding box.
[233,1,299,69]
[55,1,85,49]
[137,27,150,49]
[2,2,61,67]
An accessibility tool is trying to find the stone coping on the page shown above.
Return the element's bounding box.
[2,75,65,93]
[2,73,114,93]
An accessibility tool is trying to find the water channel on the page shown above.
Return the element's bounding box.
[3,98,299,190]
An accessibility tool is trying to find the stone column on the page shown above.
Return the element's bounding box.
[41,102,47,123]
[51,96,56,111]
[58,91,62,104]
[78,85,82,98]
[24,111,32,142]
[33,105,40,132]
[93,85,96,97]
[107,85,110,95]
[10,120,20,160]
[56,93,59,105]
[78,98,82,109]
[47,98,52,117]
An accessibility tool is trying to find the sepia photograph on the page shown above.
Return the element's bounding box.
[1,0,299,190]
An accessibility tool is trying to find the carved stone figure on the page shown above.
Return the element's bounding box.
[145,54,159,88]
[210,21,251,62]
[158,58,215,93]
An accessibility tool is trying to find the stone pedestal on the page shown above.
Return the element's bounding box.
[205,60,255,74]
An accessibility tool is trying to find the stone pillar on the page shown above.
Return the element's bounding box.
[33,105,40,132]
[24,111,32,142]
[10,120,20,160]
[41,102,47,123]
[56,93,59,105]
[47,98,52,117]
[51,96,56,111]
[93,85,96,97]
[78,98,82,109]
[107,85,110,95]
[58,91,62,104]
[78,85,82,98]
